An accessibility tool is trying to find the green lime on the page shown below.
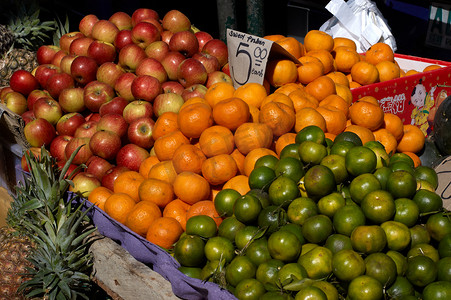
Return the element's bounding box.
[249,166,276,191]
[295,125,326,145]
[334,131,363,146]
[345,146,377,177]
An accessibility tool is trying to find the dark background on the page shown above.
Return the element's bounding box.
[34,0,450,61]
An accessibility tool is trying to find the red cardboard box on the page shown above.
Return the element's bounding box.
[351,53,451,136]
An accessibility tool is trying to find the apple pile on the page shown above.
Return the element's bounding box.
[0,8,232,194]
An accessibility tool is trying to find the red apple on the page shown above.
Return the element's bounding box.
[122,100,154,124]
[9,70,40,96]
[0,86,13,100]
[161,51,185,81]
[36,45,61,65]
[153,92,184,117]
[79,14,99,37]
[83,80,115,112]
[101,165,129,191]
[51,49,68,68]
[3,91,28,115]
[141,18,164,34]
[96,62,125,88]
[33,97,63,125]
[21,147,42,172]
[127,116,155,149]
[27,89,52,111]
[135,57,167,83]
[161,30,173,44]
[115,143,149,172]
[46,72,75,99]
[59,31,84,53]
[177,58,208,87]
[99,96,128,116]
[118,43,146,72]
[130,74,161,102]
[202,39,229,67]
[161,80,184,95]
[74,120,98,138]
[169,30,199,58]
[65,136,93,164]
[58,87,85,113]
[131,8,159,26]
[21,110,35,124]
[96,113,128,138]
[114,29,133,50]
[222,62,230,76]
[24,117,56,147]
[206,70,233,88]
[162,10,191,33]
[131,21,160,49]
[56,112,86,136]
[87,40,117,65]
[59,54,77,75]
[89,130,122,161]
[195,31,213,52]
[85,113,101,122]
[70,56,98,86]
[69,36,94,56]
[193,52,220,73]
[181,83,208,101]
[69,171,101,197]
[50,135,73,161]
[91,20,119,44]
[114,72,136,101]
[109,11,132,30]
[144,41,169,62]
[86,155,114,181]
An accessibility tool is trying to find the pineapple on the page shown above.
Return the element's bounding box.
[0,0,57,86]
[0,146,96,299]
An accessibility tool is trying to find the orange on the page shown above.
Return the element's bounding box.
[351,61,379,85]
[261,92,294,111]
[333,37,357,51]
[305,49,334,74]
[212,97,250,131]
[335,83,353,106]
[152,111,179,141]
[319,94,349,117]
[153,130,190,161]
[139,155,160,178]
[275,132,297,156]
[325,132,337,141]
[204,81,236,108]
[297,60,324,85]
[402,152,421,168]
[358,95,380,106]
[259,101,296,137]
[104,193,136,224]
[295,107,327,133]
[177,102,214,139]
[373,128,398,155]
[376,60,401,82]
[172,144,206,174]
[303,30,334,52]
[383,113,404,141]
[146,216,184,249]
[201,154,238,186]
[349,98,384,131]
[365,42,394,65]
[349,81,362,89]
[162,199,191,231]
[173,171,211,205]
[274,82,303,96]
[147,160,178,184]
[275,36,305,58]
[223,175,251,195]
[88,186,113,211]
[199,125,235,157]
[248,104,260,123]
[396,124,425,153]
[265,59,298,87]
[125,201,162,237]
[113,171,145,203]
[305,75,337,102]
[180,96,208,111]
[233,82,268,109]
[230,148,246,175]
[332,46,361,73]
[423,65,441,72]
[138,177,174,208]
[288,87,319,112]
[186,200,223,227]
[316,105,347,135]
[326,71,350,87]
[263,34,285,42]
[243,148,278,177]
[404,69,419,77]
[345,125,375,145]
[234,122,274,155]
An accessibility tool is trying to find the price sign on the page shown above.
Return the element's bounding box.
[226,29,273,89]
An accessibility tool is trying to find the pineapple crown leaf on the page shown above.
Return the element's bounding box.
[53,14,70,46]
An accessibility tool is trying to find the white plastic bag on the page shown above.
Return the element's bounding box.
[319,0,397,53]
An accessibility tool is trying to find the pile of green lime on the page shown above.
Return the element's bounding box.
[173,125,451,300]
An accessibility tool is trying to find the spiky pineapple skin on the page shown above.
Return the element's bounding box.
[0,48,38,86]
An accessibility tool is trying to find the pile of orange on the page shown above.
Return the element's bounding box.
[87,29,430,250]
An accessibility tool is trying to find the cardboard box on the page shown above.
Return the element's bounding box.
[351,53,451,136]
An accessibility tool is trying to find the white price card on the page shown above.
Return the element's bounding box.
[226,28,300,89]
